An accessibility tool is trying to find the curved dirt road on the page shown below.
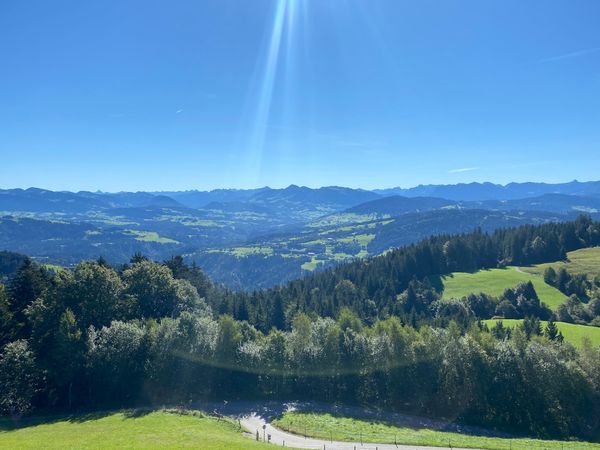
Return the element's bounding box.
[191,401,485,450]
[240,412,477,450]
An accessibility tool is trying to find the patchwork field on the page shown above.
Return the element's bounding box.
[0,410,272,450]
[520,247,600,278]
[210,225,380,273]
[482,319,600,349]
[440,267,567,310]
[273,411,600,450]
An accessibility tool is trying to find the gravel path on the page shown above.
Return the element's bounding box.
[191,401,485,450]
[240,412,478,450]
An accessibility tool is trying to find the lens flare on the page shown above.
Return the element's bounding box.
[242,0,301,186]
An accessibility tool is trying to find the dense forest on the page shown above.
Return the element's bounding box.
[1,216,600,440]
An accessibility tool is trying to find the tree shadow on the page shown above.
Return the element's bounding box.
[427,274,445,293]
[0,407,158,432]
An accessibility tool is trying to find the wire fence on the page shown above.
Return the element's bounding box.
[269,422,584,450]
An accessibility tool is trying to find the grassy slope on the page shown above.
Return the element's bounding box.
[0,410,274,450]
[273,411,600,450]
[126,230,179,244]
[440,267,567,310]
[520,247,600,278]
[483,319,600,349]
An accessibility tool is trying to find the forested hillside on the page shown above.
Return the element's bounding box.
[1,217,600,441]
[220,216,600,330]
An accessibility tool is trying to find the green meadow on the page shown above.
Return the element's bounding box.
[520,247,600,278]
[126,230,179,244]
[0,410,271,450]
[440,267,567,310]
[482,319,600,349]
[273,411,600,450]
[231,246,274,257]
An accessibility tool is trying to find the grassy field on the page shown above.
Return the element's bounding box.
[483,319,600,349]
[230,246,274,257]
[301,256,325,271]
[440,267,567,310]
[273,411,600,450]
[42,264,66,273]
[520,247,600,278]
[308,212,380,228]
[0,409,273,449]
[126,230,179,244]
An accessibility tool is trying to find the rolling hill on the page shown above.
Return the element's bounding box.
[520,247,600,279]
[1,183,600,289]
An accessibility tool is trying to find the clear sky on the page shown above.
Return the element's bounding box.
[1,0,599,192]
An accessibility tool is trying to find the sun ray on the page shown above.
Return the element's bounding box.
[244,0,290,185]
[240,0,303,186]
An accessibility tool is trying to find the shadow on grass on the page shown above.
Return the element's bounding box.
[427,274,445,293]
[0,407,158,432]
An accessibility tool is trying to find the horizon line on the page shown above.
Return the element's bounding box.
[0,178,597,195]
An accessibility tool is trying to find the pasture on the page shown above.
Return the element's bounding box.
[440,267,566,310]
[126,230,179,244]
[273,411,600,450]
[482,319,600,349]
[0,409,271,450]
[520,247,600,278]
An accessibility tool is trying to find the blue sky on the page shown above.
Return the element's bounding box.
[1,0,599,192]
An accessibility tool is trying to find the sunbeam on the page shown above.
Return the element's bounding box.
[243,0,301,186]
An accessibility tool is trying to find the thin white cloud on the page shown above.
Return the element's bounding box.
[537,47,600,63]
[176,109,183,114]
[448,167,479,174]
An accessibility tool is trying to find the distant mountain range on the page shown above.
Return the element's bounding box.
[341,193,600,218]
[1,180,599,289]
[2,180,600,214]
[374,180,600,201]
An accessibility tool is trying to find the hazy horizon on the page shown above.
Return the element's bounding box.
[2,177,600,195]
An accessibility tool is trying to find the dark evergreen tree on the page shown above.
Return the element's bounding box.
[7,259,50,338]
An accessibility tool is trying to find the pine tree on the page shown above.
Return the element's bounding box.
[7,259,49,338]
[543,266,557,286]
[545,320,559,341]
